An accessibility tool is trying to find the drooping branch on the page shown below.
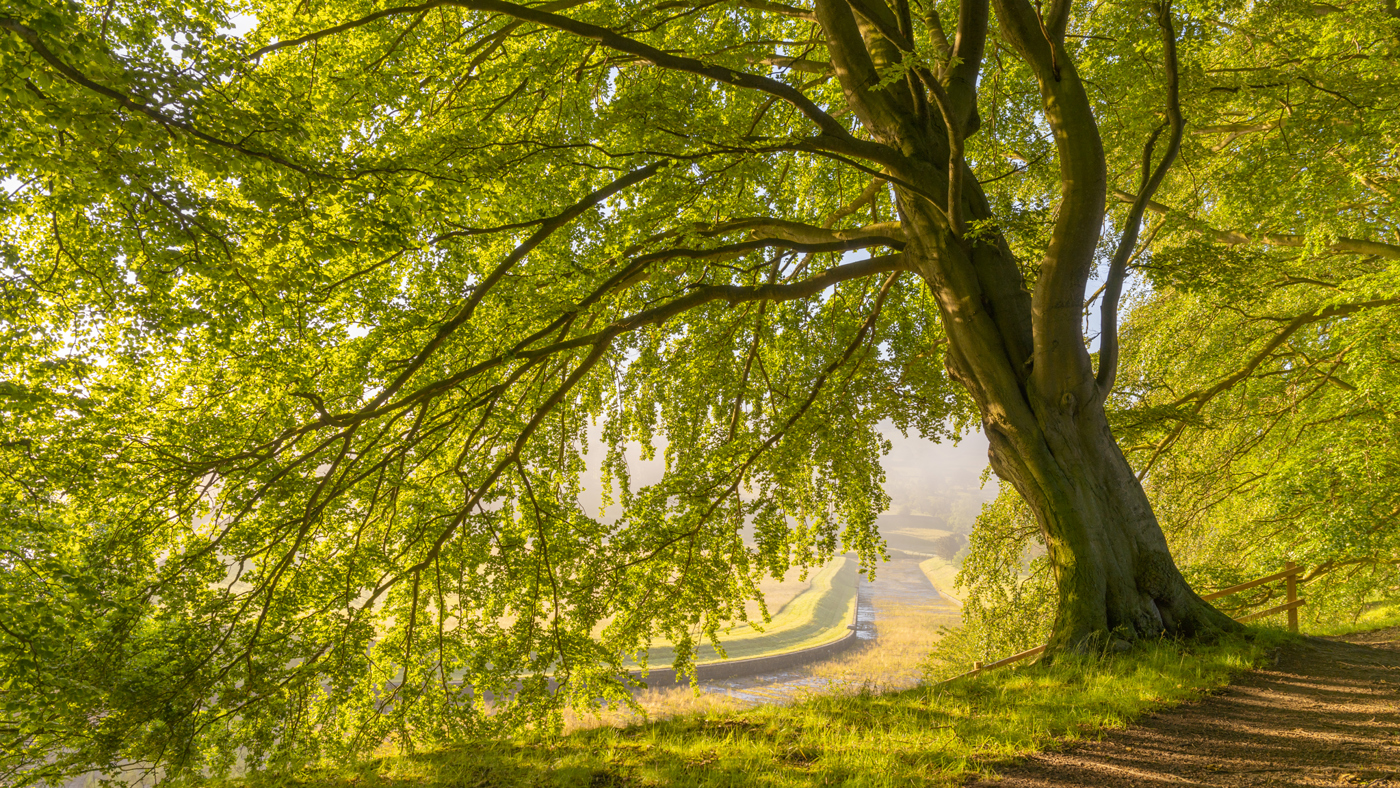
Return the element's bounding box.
[363,161,671,414]
[222,245,907,469]
[310,254,908,616]
[1133,297,1400,478]
[613,269,902,575]
[1097,0,1185,397]
[253,0,882,159]
[1169,298,1400,412]
[1112,190,1400,260]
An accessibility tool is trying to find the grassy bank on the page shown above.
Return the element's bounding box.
[264,630,1287,788]
[917,557,963,607]
[639,557,859,668]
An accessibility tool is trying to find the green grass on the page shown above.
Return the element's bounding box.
[260,629,1289,788]
[638,557,859,667]
[917,557,963,606]
[1306,596,1400,636]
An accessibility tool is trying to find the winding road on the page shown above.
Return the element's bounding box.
[691,557,962,704]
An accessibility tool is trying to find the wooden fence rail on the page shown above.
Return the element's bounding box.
[940,562,1305,685]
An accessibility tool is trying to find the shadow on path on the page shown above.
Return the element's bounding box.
[969,628,1400,787]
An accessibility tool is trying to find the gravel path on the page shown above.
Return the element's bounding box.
[969,627,1400,787]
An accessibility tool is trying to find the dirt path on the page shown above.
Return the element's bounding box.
[969,627,1400,787]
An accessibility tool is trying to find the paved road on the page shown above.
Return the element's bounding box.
[692,557,962,704]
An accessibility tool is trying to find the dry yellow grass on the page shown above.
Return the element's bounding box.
[808,591,960,694]
[562,683,747,732]
[567,565,963,734]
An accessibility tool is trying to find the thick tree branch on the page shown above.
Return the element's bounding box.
[0,16,322,177]
[923,5,953,71]
[947,0,989,133]
[746,54,833,75]
[816,177,883,228]
[700,217,906,246]
[920,70,966,236]
[738,0,818,20]
[847,0,915,51]
[831,0,981,229]
[813,0,913,141]
[772,137,945,207]
[1112,191,1400,260]
[254,0,871,152]
[992,0,1107,393]
[1043,0,1073,39]
[504,252,908,362]
[1097,0,1184,397]
[290,247,907,435]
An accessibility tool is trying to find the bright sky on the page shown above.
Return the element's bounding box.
[577,421,998,526]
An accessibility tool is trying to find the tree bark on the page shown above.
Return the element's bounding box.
[897,193,1238,652]
[975,371,1241,652]
[812,0,1238,651]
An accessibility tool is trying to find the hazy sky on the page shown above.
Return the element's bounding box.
[881,424,998,517]
[577,421,998,524]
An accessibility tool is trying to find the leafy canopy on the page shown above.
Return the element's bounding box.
[1,0,1397,782]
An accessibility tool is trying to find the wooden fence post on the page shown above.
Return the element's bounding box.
[1286,561,1298,633]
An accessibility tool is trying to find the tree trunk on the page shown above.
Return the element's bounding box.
[982,391,1240,651]
[810,0,1237,651]
[900,196,1239,652]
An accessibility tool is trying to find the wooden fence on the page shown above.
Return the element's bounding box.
[1200,561,1304,632]
[941,562,1306,684]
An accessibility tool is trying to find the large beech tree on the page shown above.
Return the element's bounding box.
[2,0,1397,778]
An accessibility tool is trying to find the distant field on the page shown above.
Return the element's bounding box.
[636,557,859,668]
[875,513,967,558]
[748,566,815,621]
[919,556,964,606]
